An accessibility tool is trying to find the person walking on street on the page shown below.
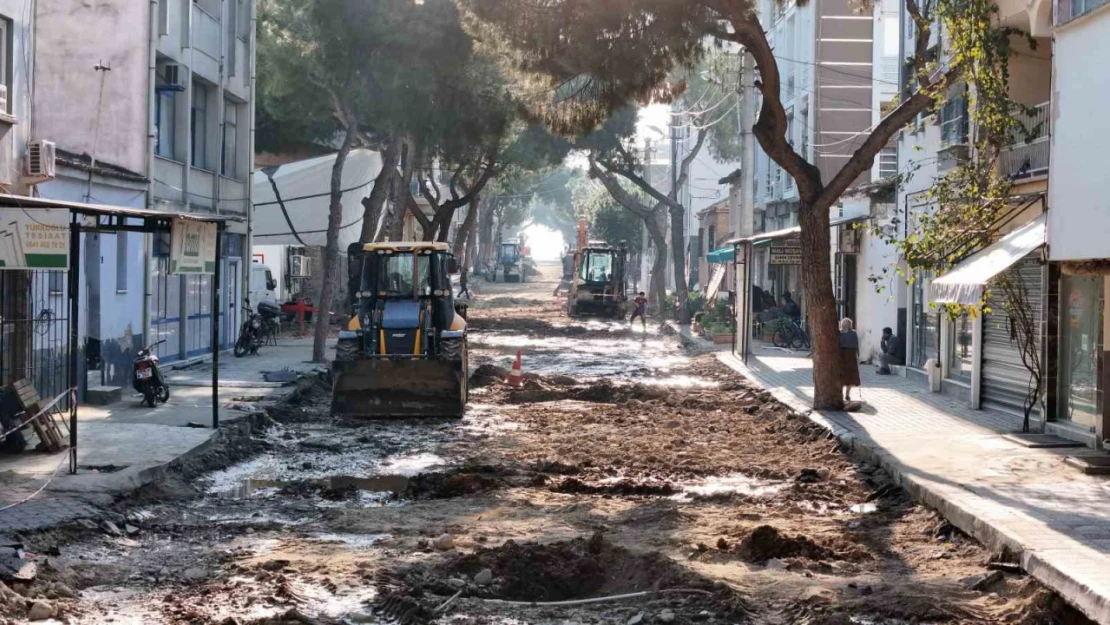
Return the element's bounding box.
[839,317,861,402]
[629,291,648,331]
[457,267,472,299]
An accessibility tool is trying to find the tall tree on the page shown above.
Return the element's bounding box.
[259,0,389,363]
[466,0,968,408]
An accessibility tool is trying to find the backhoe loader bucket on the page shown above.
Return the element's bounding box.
[331,357,466,419]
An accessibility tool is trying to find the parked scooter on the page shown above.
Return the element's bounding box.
[133,339,170,407]
[235,298,263,357]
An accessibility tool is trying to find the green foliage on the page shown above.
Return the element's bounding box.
[673,50,743,162]
[867,0,1037,320]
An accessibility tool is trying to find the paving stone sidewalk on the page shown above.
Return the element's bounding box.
[718,346,1110,624]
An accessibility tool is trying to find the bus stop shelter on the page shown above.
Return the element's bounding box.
[0,194,239,474]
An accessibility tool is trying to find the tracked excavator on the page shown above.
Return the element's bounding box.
[567,218,629,318]
[331,242,469,418]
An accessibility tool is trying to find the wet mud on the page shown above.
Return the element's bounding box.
[2,266,1095,625]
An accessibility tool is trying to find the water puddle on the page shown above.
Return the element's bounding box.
[472,333,688,379]
[673,473,789,500]
[850,502,879,514]
[221,474,410,503]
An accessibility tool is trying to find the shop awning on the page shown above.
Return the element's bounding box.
[707,246,735,264]
[728,225,800,246]
[929,214,1047,306]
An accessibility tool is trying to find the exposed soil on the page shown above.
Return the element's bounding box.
[4,264,1095,625]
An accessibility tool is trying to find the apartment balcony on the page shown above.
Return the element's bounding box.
[1000,102,1050,180]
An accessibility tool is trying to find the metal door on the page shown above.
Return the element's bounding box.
[981,254,1043,417]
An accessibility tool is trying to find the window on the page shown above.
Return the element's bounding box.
[939,87,968,148]
[49,271,63,295]
[237,0,250,39]
[155,66,178,159]
[222,99,238,178]
[879,146,898,179]
[158,0,169,35]
[116,232,129,292]
[708,225,716,252]
[697,227,705,256]
[1059,0,1109,22]
[0,16,12,115]
[192,82,209,169]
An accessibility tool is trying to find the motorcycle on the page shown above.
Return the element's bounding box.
[235,298,263,357]
[133,339,170,407]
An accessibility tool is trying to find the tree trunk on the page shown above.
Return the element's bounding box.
[312,120,357,363]
[668,205,690,323]
[642,213,668,315]
[380,138,414,243]
[797,200,843,409]
[360,134,402,243]
[477,200,496,273]
[465,216,478,273]
[454,195,480,259]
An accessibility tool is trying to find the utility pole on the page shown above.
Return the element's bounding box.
[86,61,112,203]
[739,50,756,241]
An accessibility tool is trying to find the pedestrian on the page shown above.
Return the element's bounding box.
[629,291,648,331]
[781,291,801,323]
[876,326,905,375]
[554,250,574,297]
[457,266,471,299]
[839,317,861,402]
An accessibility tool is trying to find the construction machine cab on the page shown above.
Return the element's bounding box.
[567,242,629,318]
[332,242,469,418]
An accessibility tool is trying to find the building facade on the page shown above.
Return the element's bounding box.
[888,0,1051,421]
[31,0,255,392]
[1045,0,1109,444]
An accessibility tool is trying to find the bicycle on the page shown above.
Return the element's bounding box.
[770,317,810,350]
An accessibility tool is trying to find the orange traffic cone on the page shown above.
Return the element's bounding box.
[508,349,523,387]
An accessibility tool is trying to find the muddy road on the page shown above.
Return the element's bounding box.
[0,264,1090,625]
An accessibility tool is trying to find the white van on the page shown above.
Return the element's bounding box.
[250,263,278,308]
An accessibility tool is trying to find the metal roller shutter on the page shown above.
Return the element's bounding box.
[981,254,1043,417]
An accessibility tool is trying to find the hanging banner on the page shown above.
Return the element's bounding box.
[0,209,69,269]
[170,218,217,274]
[769,237,802,265]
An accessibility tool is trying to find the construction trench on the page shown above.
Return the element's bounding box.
[0,264,1095,625]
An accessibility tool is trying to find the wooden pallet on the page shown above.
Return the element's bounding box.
[12,379,68,452]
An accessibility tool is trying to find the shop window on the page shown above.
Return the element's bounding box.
[1057,274,1104,431]
[947,313,973,382]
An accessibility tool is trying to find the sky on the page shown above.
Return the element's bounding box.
[523,224,565,260]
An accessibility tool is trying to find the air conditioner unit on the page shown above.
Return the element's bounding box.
[290,254,311,278]
[25,140,56,183]
[156,64,186,92]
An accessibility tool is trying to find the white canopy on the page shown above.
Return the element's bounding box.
[929,214,1046,306]
[252,149,384,248]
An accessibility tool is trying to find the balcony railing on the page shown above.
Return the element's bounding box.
[1001,102,1050,180]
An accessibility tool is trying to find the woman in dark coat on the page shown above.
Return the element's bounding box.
[839,318,861,402]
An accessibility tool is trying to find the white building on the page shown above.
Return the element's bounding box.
[31,0,256,391]
[1044,0,1108,443]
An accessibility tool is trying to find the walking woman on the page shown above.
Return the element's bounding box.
[839,318,861,402]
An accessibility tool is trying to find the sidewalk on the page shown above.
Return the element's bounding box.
[718,345,1110,624]
[0,337,330,531]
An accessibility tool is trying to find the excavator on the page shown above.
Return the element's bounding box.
[567,218,629,318]
[331,242,469,418]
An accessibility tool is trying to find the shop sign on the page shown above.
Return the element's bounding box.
[170,218,217,274]
[769,237,802,265]
[0,209,69,270]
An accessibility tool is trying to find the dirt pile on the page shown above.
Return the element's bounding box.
[506,379,669,405]
[406,467,514,499]
[736,525,835,563]
[550,477,679,497]
[375,534,750,621]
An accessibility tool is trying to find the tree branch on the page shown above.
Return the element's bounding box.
[817,65,963,209]
[905,0,934,90]
[588,156,659,220]
[674,128,708,192]
[449,163,467,201]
